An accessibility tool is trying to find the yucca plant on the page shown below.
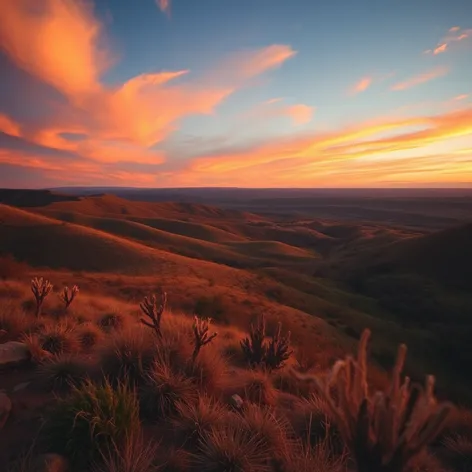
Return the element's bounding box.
[59,285,79,311]
[241,314,292,371]
[291,329,454,472]
[139,290,167,338]
[192,316,217,362]
[31,277,53,318]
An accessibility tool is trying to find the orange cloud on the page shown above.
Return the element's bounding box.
[0,114,21,137]
[156,0,171,15]
[180,105,472,186]
[0,0,294,168]
[246,99,313,126]
[215,45,296,82]
[351,77,372,95]
[391,67,449,91]
[425,26,472,55]
[285,105,313,125]
[0,0,107,99]
[454,94,469,101]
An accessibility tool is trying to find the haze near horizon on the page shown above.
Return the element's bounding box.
[0,0,471,188]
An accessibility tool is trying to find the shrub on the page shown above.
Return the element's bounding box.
[290,329,454,472]
[192,423,272,472]
[37,354,89,391]
[100,330,155,385]
[440,435,472,471]
[140,358,198,420]
[240,314,292,371]
[43,379,140,467]
[21,333,51,364]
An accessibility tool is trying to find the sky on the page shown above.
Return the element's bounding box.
[0,0,471,188]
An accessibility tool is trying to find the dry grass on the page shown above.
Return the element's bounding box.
[140,358,198,420]
[100,328,155,385]
[192,422,272,472]
[172,395,230,448]
[92,430,160,472]
[77,322,104,349]
[36,354,90,391]
[36,322,80,355]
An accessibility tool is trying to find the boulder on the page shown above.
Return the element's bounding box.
[0,392,12,429]
[0,341,30,367]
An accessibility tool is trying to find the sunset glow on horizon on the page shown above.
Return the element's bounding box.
[0,0,471,188]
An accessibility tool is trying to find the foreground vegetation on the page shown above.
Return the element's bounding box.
[1,275,471,472]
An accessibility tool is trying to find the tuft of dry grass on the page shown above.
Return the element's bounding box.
[140,358,198,421]
[440,435,472,472]
[0,301,35,340]
[21,333,52,364]
[98,312,129,332]
[77,322,104,350]
[185,344,228,395]
[172,395,230,448]
[37,322,80,355]
[278,439,347,472]
[92,430,160,472]
[36,354,90,391]
[192,422,272,472]
[239,403,295,461]
[100,329,155,385]
[43,378,140,467]
[238,370,278,406]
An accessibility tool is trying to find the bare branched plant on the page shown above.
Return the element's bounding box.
[291,329,454,472]
[60,285,79,311]
[241,314,292,371]
[31,277,53,318]
[139,290,167,338]
[192,316,217,362]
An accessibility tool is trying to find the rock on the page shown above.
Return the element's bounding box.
[13,382,30,393]
[0,341,30,367]
[33,454,69,472]
[0,392,12,429]
[229,394,244,410]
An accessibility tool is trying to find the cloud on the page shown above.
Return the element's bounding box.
[425,26,472,55]
[156,0,171,15]
[350,77,372,95]
[391,67,449,91]
[177,105,472,186]
[0,114,21,137]
[454,94,469,101]
[245,99,314,126]
[213,45,296,84]
[0,0,294,172]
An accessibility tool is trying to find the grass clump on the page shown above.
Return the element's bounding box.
[78,322,104,349]
[37,354,89,391]
[140,357,198,421]
[100,330,155,385]
[92,430,160,472]
[43,378,140,467]
[37,323,79,355]
[98,312,128,332]
[192,422,272,472]
[172,395,230,448]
